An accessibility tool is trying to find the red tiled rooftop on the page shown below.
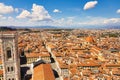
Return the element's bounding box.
[0,59,2,64]
[33,64,55,80]
[85,36,94,43]
[26,53,50,58]
[0,31,16,34]
[0,70,3,75]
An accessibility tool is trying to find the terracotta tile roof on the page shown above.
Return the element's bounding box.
[55,53,64,57]
[33,64,55,80]
[77,62,101,67]
[41,53,50,57]
[106,64,120,67]
[47,43,56,49]
[112,71,120,75]
[60,64,68,69]
[26,53,50,58]
[18,43,27,47]
[64,77,69,80]
[92,46,102,51]
[0,59,2,64]
[70,68,78,75]
[0,31,17,34]
[70,63,77,68]
[0,70,3,75]
[85,36,94,43]
[26,53,40,58]
[82,69,91,76]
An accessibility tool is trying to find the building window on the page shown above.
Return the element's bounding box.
[11,67,14,71]
[8,67,10,72]
[6,47,12,59]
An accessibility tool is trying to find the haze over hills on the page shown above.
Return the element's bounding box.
[0,26,120,30]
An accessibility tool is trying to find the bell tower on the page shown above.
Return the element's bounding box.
[0,32,21,80]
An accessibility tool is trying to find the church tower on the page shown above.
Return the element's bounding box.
[0,32,21,80]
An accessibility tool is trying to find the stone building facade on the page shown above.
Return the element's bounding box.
[0,32,21,80]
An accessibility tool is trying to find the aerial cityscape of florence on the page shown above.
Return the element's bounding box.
[0,0,120,80]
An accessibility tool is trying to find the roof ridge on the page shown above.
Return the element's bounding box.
[42,64,45,80]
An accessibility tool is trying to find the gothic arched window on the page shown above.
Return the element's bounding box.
[11,67,13,71]
[6,47,12,59]
[8,67,10,72]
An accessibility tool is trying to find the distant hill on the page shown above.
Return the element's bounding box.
[0,26,16,31]
[33,26,57,29]
[35,26,120,29]
[107,26,120,29]
[0,26,120,30]
[11,26,57,29]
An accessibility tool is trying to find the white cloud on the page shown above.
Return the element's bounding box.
[102,18,120,28]
[83,1,98,10]
[0,3,14,14]
[17,10,30,19]
[0,15,6,19]
[53,9,61,13]
[77,17,120,27]
[8,16,14,21]
[17,4,51,21]
[50,17,77,27]
[0,13,119,27]
[103,18,120,25]
[117,9,120,14]
[30,4,51,21]
[15,8,19,13]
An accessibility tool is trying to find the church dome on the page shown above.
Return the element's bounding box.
[85,36,94,43]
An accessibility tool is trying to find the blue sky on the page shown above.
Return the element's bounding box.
[0,0,120,28]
